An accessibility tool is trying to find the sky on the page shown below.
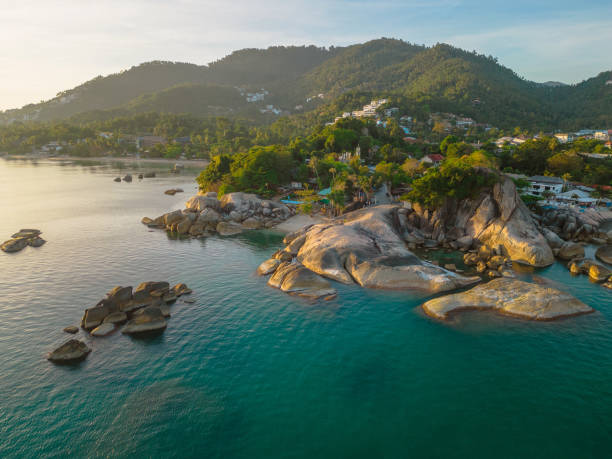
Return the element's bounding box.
[1,0,611,110]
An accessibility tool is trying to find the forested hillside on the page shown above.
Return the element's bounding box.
[1,39,610,130]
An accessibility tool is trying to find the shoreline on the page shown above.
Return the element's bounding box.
[3,154,210,168]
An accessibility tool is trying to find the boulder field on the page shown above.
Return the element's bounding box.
[421,278,593,320]
[142,191,295,237]
[1,229,46,253]
[48,281,193,364]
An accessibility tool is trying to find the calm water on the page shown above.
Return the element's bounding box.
[1,159,611,458]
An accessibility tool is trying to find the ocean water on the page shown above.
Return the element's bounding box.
[0,158,611,458]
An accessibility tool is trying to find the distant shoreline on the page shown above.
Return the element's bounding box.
[3,154,210,169]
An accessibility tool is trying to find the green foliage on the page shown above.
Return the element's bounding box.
[407,157,498,208]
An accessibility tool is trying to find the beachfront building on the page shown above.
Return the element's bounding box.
[420,154,444,167]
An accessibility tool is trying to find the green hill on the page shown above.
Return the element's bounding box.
[1,39,610,130]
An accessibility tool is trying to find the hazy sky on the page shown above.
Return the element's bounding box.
[1,0,611,110]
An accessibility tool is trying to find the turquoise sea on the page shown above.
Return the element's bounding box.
[0,158,611,458]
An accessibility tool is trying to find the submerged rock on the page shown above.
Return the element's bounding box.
[63,326,79,334]
[421,278,593,320]
[47,339,91,363]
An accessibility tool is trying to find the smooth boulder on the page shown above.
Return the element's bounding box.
[422,278,593,320]
[47,339,91,363]
[257,258,280,275]
[91,323,116,337]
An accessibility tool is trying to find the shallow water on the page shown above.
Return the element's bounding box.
[1,159,611,458]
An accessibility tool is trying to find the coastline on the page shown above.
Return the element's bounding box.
[3,154,210,168]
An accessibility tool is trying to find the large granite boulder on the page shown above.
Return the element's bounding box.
[558,242,585,261]
[122,306,167,335]
[421,278,593,320]
[286,205,479,293]
[47,339,91,363]
[595,245,612,265]
[107,286,132,307]
[411,174,554,267]
[588,263,611,282]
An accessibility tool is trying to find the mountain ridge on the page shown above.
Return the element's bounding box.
[1,38,610,130]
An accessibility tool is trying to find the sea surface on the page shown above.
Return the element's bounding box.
[0,158,611,458]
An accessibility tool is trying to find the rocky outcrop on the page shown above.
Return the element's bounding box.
[408,175,554,267]
[1,229,46,253]
[80,281,190,331]
[143,192,296,238]
[421,278,593,320]
[47,339,91,363]
[261,205,480,297]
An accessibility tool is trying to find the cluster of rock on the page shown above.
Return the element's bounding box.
[257,205,480,298]
[142,192,295,237]
[564,246,612,288]
[47,281,192,364]
[1,229,46,253]
[462,245,515,279]
[405,174,555,267]
[536,208,612,245]
[113,172,156,182]
[421,278,593,321]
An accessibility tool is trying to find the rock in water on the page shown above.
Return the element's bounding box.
[595,245,612,265]
[122,174,132,182]
[171,283,192,296]
[91,323,116,337]
[257,258,280,275]
[47,339,91,363]
[558,242,585,261]
[290,206,480,293]
[63,326,79,334]
[122,306,167,335]
[1,238,29,253]
[114,177,121,182]
[421,278,593,320]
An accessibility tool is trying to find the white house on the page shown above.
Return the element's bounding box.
[526,176,564,196]
[554,133,575,144]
